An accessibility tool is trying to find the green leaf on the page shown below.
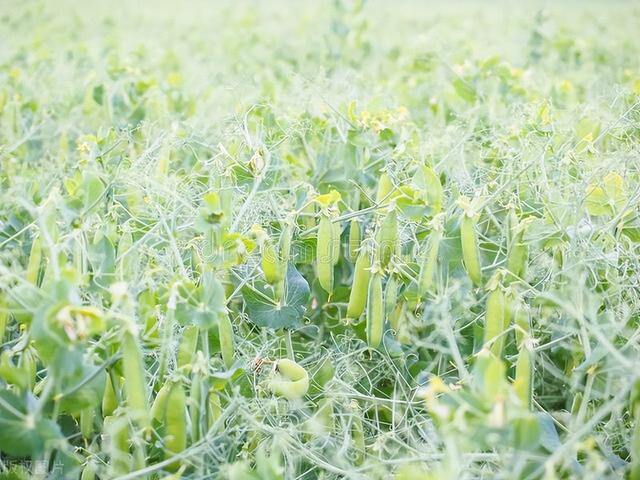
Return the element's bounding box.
[128,104,146,126]
[57,352,106,414]
[210,367,244,391]
[453,78,477,103]
[175,272,227,328]
[575,116,600,142]
[473,352,507,401]
[0,352,29,390]
[92,85,105,105]
[512,415,541,450]
[536,412,561,453]
[242,264,310,329]
[412,165,443,212]
[82,172,105,212]
[347,129,368,147]
[195,191,228,231]
[87,234,116,284]
[585,172,626,218]
[0,390,63,457]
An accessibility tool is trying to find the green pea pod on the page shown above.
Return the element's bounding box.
[507,240,528,282]
[346,249,371,319]
[176,325,199,370]
[348,219,361,263]
[118,231,138,281]
[631,383,640,480]
[631,381,640,430]
[208,390,222,430]
[460,212,482,286]
[507,218,531,282]
[80,462,97,480]
[304,397,334,439]
[80,407,94,439]
[300,202,316,230]
[132,441,146,472]
[570,392,583,418]
[122,331,149,428]
[104,414,131,476]
[384,274,398,318]
[190,374,203,443]
[418,227,442,295]
[633,431,640,480]
[255,444,283,480]
[376,172,394,205]
[349,400,365,465]
[218,312,234,369]
[26,235,42,285]
[397,312,412,344]
[102,373,118,417]
[309,357,335,394]
[366,273,384,348]
[278,222,293,274]
[331,220,341,266]
[150,381,172,423]
[514,300,530,349]
[418,166,443,213]
[315,397,334,435]
[389,301,405,334]
[317,215,334,293]
[514,345,533,409]
[137,289,158,338]
[376,210,398,269]
[483,288,509,357]
[19,347,37,390]
[262,238,282,285]
[0,294,7,343]
[164,380,187,469]
[156,304,176,380]
[270,358,309,400]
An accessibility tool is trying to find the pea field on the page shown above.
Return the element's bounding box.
[1,1,640,479]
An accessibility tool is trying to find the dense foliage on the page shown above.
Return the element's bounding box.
[1,1,640,478]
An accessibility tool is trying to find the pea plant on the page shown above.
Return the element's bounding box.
[1,1,640,479]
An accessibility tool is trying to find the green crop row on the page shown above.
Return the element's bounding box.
[1,1,640,479]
